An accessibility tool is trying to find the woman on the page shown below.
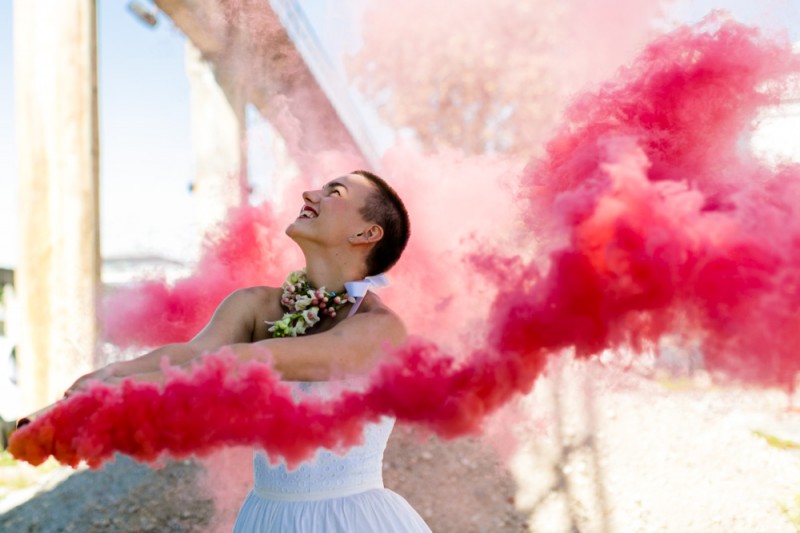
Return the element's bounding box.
[66,170,431,532]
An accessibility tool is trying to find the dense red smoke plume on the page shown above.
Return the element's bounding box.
[11,18,800,467]
[507,16,800,384]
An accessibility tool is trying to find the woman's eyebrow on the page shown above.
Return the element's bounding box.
[324,181,348,192]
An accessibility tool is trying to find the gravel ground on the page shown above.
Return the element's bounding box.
[509,357,800,532]
[0,455,213,532]
[383,430,529,532]
[0,432,524,533]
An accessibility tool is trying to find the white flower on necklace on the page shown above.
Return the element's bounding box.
[266,269,351,338]
[294,295,313,311]
[292,320,307,336]
[302,307,320,325]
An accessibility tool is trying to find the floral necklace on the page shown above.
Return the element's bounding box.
[266,269,355,337]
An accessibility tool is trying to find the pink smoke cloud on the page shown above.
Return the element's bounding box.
[11,17,800,467]
[102,202,300,346]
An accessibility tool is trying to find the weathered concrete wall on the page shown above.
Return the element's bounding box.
[186,41,246,231]
[154,0,370,177]
[14,0,100,412]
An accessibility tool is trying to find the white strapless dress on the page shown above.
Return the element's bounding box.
[232,383,431,532]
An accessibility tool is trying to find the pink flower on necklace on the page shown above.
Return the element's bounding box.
[302,307,320,325]
[266,269,351,338]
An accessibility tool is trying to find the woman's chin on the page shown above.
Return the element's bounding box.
[285,221,315,242]
[285,221,302,237]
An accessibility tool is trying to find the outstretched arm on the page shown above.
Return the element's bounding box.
[65,288,261,395]
[20,292,402,428]
[234,308,407,381]
[68,289,405,393]
[127,307,407,383]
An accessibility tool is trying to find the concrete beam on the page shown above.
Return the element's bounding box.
[154,0,369,176]
[14,0,100,411]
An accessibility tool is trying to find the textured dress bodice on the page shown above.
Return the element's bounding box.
[253,415,394,501]
[233,381,430,532]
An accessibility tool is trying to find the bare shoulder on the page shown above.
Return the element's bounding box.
[230,285,279,300]
[228,285,284,319]
[356,291,398,315]
[210,285,285,330]
[349,292,407,345]
[188,285,283,348]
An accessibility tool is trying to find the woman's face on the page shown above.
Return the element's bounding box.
[285,173,378,247]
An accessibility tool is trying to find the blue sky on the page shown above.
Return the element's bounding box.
[0,1,798,269]
[677,0,799,39]
[0,3,197,266]
[0,5,15,268]
[0,1,373,268]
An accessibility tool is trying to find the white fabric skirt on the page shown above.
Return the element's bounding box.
[233,486,431,532]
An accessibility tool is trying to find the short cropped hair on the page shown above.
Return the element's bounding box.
[352,170,410,276]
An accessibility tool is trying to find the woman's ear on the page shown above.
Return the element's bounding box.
[348,224,384,244]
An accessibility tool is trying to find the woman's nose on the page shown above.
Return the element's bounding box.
[302,190,318,203]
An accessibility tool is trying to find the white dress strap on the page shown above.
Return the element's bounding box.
[344,274,390,317]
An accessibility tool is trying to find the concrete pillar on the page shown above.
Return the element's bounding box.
[14,0,100,412]
[185,41,247,232]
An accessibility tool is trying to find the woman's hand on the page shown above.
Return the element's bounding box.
[63,364,119,398]
[15,366,121,429]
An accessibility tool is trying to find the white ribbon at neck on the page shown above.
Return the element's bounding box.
[344,274,390,316]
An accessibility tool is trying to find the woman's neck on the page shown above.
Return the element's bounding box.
[303,254,366,294]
